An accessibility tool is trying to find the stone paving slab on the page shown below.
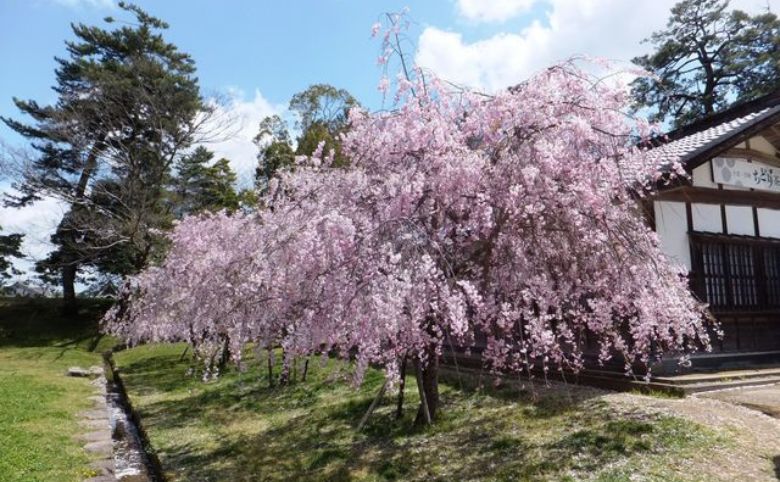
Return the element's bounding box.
[77,430,113,444]
[79,409,110,421]
[71,365,118,481]
[697,383,780,418]
[89,458,115,476]
[84,439,113,456]
[80,418,110,430]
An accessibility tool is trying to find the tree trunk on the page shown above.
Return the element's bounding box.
[301,359,309,382]
[216,337,230,373]
[414,351,439,425]
[61,263,78,316]
[59,139,105,313]
[267,348,275,387]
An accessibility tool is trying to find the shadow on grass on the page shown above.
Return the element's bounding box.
[116,347,695,482]
[0,297,111,353]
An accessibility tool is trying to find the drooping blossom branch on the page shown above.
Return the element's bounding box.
[104,19,712,419]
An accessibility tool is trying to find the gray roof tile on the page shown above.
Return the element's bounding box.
[647,105,780,170]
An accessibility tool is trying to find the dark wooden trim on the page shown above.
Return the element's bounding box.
[723,147,780,167]
[686,201,697,299]
[654,186,780,210]
[685,201,694,233]
[689,232,780,316]
[718,181,728,234]
[709,160,716,184]
[690,231,780,245]
[644,199,656,231]
[753,206,761,237]
[711,309,780,316]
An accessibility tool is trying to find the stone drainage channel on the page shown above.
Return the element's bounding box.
[69,352,162,482]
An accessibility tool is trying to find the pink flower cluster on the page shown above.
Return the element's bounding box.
[104,62,712,385]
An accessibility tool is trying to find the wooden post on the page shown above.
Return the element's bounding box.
[395,356,407,419]
[357,380,388,431]
[267,348,274,387]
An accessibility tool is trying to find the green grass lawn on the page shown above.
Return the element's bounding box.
[0,297,114,482]
[115,344,727,482]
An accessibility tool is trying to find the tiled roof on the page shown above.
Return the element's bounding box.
[648,104,780,170]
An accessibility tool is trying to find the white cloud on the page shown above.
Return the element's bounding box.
[418,0,776,92]
[0,190,67,280]
[456,0,536,23]
[200,88,283,187]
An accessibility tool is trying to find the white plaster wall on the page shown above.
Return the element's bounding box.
[691,162,716,188]
[654,201,691,269]
[750,135,778,156]
[757,208,780,238]
[725,205,754,235]
[691,203,723,233]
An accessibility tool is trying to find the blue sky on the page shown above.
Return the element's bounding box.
[0,0,545,139]
[0,0,776,281]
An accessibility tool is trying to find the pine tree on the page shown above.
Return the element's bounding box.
[2,3,203,311]
[0,227,23,287]
[172,146,240,216]
[631,0,780,127]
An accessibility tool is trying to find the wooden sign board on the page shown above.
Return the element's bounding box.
[713,157,780,192]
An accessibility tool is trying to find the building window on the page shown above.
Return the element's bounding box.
[691,233,780,311]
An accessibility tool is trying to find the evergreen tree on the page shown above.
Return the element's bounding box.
[2,3,203,311]
[172,146,240,216]
[0,227,23,286]
[631,0,780,127]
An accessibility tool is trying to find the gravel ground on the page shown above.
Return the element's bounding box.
[605,389,780,481]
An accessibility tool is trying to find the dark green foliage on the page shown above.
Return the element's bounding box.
[172,146,240,216]
[2,2,203,305]
[0,227,23,285]
[289,83,358,134]
[254,115,296,189]
[254,84,359,189]
[290,84,358,167]
[631,0,780,127]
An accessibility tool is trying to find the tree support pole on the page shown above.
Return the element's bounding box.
[395,355,407,419]
[357,380,388,431]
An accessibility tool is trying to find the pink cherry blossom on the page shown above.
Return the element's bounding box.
[104,46,712,417]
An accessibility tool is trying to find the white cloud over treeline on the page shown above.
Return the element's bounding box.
[417,0,775,92]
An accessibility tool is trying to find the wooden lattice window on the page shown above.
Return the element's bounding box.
[691,233,780,312]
